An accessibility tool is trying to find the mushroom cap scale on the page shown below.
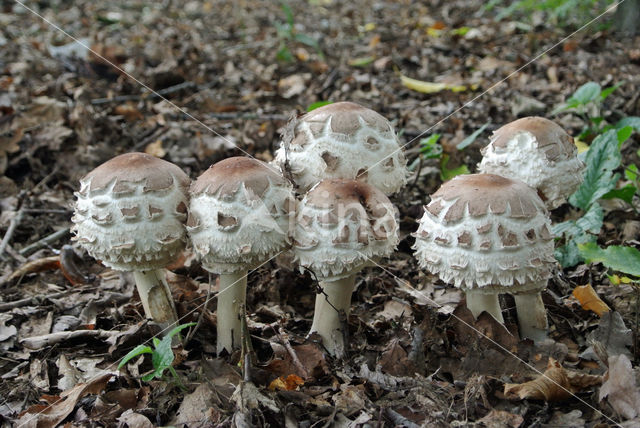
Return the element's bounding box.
[479,117,585,209]
[294,179,399,280]
[273,102,408,195]
[413,174,556,292]
[187,157,294,274]
[72,153,190,271]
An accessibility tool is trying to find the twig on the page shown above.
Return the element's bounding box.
[19,228,70,256]
[0,195,26,260]
[384,408,421,428]
[20,329,119,349]
[185,273,214,345]
[0,286,91,311]
[90,81,197,105]
[275,327,310,380]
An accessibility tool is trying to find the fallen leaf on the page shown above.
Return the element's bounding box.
[599,354,640,420]
[174,383,221,427]
[543,410,585,427]
[572,283,610,316]
[268,374,304,391]
[117,409,154,428]
[399,73,476,94]
[113,104,143,122]
[581,311,633,360]
[144,139,166,158]
[477,409,523,428]
[18,373,113,428]
[0,313,17,342]
[504,358,601,402]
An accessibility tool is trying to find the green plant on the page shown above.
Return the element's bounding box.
[410,126,488,182]
[118,322,195,386]
[275,2,324,62]
[551,81,632,141]
[486,0,614,28]
[553,127,634,267]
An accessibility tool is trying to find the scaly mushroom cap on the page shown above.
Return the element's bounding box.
[478,116,585,209]
[273,102,408,195]
[413,174,556,293]
[187,157,295,274]
[72,153,190,271]
[294,179,399,280]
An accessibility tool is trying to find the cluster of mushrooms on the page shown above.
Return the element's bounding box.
[71,102,585,358]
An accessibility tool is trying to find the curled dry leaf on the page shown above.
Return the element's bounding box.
[572,284,610,316]
[268,374,305,391]
[504,358,601,402]
[599,354,640,420]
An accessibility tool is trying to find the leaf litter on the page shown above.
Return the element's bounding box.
[0,0,639,426]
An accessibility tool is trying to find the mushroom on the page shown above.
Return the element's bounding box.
[273,101,408,195]
[413,174,556,341]
[294,179,399,356]
[72,153,189,332]
[478,116,585,210]
[187,157,294,354]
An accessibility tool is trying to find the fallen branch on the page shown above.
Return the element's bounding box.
[19,228,70,256]
[21,329,119,350]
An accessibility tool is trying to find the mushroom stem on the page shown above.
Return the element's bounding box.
[133,270,179,332]
[465,290,504,324]
[309,275,357,357]
[216,271,248,354]
[514,292,548,342]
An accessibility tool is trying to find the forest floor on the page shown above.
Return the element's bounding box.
[1,0,640,427]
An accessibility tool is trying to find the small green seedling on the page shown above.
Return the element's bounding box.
[118,322,196,384]
[275,2,324,62]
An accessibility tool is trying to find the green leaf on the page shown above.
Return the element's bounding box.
[616,116,640,132]
[280,1,294,27]
[276,44,293,62]
[552,203,603,268]
[602,185,636,203]
[570,82,601,105]
[579,242,640,277]
[568,130,621,210]
[624,164,638,181]
[616,126,633,148]
[440,154,469,181]
[457,123,489,150]
[307,101,332,112]
[419,134,442,158]
[166,322,197,340]
[600,82,623,101]
[293,33,320,48]
[118,345,153,369]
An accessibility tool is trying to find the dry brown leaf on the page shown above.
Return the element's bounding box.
[504,358,601,402]
[17,373,113,428]
[268,374,305,391]
[572,284,610,316]
[478,409,523,428]
[599,354,640,420]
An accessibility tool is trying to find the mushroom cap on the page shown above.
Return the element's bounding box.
[478,116,585,209]
[71,152,190,271]
[413,174,556,293]
[294,179,399,280]
[187,157,294,274]
[273,101,408,195]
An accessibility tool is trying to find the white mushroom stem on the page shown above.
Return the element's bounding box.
[514,292,548,342]
[133,270,179,332]
[309,275,357,357]
[465,289,504,324]
[216,271,248,354]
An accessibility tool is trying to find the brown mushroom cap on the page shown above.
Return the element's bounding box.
[273,102,408,194]
[188,157,294,274]
[479,117,585,209]
[72,153,190,271]
[294,179,399,279]
[413,174,556,292]
[488,117,576,163]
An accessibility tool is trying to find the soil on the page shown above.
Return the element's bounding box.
[1,1,639,427]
